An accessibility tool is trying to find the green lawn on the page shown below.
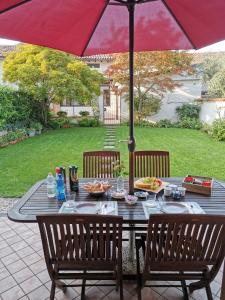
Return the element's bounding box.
[1,126,225,197]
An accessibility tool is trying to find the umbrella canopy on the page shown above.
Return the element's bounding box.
[1,0,225,55]
[1,0,225,194]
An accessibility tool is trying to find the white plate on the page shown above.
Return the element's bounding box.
[111,192,125,199]
[162,202,189,214]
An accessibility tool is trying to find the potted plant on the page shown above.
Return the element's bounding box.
[33,122,43,135]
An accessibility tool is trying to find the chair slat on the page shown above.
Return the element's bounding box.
[134,151,170,178]
[83,151,120,178]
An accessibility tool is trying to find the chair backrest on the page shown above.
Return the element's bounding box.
[37,214,123,273]
[134,150,170,178]
[83,151,120,178]
[143,214,225,275]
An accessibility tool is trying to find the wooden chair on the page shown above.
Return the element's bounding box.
[136,214,225,300]
[83,151,120,178]
[37,214,123,300]
[134,150,170,178]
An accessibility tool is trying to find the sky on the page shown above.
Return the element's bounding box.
[1,38,225,52]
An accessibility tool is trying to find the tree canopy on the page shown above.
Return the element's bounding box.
[106,51,193,121]
[3,44,105,125]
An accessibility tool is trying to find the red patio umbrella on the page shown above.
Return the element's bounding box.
[1,0,225,194]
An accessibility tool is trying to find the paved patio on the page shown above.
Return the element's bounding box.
[0,216,222,300]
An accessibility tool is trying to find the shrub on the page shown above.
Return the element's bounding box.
[0,86,37,130]
[211,119,225,141]
[156,119,174,128]
[79,111,90,117]
[179,117,202,130]
[134,120,157,127]
[176,103,201,120]
[57,111,67,117]
[78,117,100,127]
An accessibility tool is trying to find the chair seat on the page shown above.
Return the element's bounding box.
[56,260,117,271]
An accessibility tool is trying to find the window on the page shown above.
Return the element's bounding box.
[103,89,110,106]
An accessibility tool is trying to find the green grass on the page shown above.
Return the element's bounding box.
[118,126,225,181]
[1,126,225,197]
[0,127,105,197]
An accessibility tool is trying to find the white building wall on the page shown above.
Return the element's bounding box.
[200,101,225,124]
[150,77,202,122]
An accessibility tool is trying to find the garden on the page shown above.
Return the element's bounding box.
[1,125,225,197]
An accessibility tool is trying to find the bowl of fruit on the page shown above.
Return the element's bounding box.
[134,177,168,193]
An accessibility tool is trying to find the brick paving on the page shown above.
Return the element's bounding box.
[0,216,223,300]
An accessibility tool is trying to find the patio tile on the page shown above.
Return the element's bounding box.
[140,288,165,300]
[1,252,20,265]
[6,234,23,245]
[82,286,105,300]
[22,252,41,266]
[0,266,10,280]
[13,267,34,284]
[16,245,35,258]
[29,259,46,274]
[11,240,29,251]
[0,274,17,294]
[162,287,184,300]
[56,287,79,300]
[1,228,17,239]
[211,280,221,296]
[28,285,50,300]
[107,287,132,300]
[7,258,27,274]
[0,240,9,250]
[36,269,50,284]
[98,280,116,295]
[1,284,24,300]
[19,275,42,294]
[0,244,14,258]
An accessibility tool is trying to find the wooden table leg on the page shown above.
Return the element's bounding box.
[220,259,225,300]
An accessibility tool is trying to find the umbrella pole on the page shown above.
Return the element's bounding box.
[128,1,135,195]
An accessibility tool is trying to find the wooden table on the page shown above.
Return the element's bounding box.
[8,177,225,222]
[7,178,225,299]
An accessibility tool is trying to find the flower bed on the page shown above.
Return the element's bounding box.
[0,129,28,148]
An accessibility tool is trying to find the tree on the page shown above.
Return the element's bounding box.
[3,44,105,125]
[202,56,225,83]
[0,85,34,129]
[106,51,193,121]
[208,69,225,98]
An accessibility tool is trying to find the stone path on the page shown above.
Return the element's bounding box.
[103,126,117,150]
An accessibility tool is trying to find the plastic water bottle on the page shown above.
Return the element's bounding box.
[46,173,56,198]
[56,173,65,201]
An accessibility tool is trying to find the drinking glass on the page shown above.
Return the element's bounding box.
[65,192,76,208]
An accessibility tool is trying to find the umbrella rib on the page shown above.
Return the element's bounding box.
[0,0,32,15]
[81,0,110,57]
[161,0,197,50]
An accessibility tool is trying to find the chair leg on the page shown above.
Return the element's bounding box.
[136,240,142,300]
[181,280,189,300]
[50,281,56,300]
[205,283,213,300]
[81,278,86,300]
[119,277,124,300]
